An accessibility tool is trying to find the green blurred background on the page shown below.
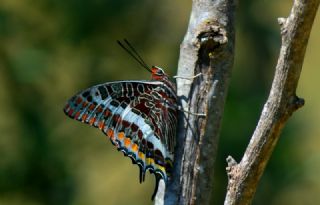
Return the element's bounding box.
[0,0,319,205]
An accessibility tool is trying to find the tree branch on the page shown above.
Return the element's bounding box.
[224,0,320,204]
[160,0,236,205]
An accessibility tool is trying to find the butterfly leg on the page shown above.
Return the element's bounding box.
[178,106,206,117]
[173,73,206,117]
[174,72,205,116]
[177,79,219,117]
[173,72,202,80]
[174,73,206,115]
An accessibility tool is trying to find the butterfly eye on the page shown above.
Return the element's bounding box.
[155,68,165,76]
[157,70,164,75]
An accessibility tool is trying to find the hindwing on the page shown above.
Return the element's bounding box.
[63,80,177,198]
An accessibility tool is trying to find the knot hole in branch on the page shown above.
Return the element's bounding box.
[197,26,228,66]
[288,95,305,112]
[226,156,238,180]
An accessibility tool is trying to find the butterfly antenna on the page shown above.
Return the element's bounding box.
[117,39,152,73]
[123,39,150,69]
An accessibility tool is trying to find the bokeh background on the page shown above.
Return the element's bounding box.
[0,0,319,205]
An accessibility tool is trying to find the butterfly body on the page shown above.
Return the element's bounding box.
[64,66,177,199]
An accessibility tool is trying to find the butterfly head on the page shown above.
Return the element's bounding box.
[151,66,169,81]
[116,40,171,83]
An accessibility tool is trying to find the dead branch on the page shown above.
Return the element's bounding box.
[224,0,320,204]
[159,0,236,205]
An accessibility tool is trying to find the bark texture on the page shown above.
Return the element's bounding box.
[162,0,236,205]
[224,0,320,204]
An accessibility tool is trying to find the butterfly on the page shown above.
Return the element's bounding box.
[63,40,178,200]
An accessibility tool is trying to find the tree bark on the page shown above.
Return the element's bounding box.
[160,0,236,205]
[224,0,320,205]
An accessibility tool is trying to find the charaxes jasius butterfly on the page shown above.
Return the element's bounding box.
[63,39,177,200]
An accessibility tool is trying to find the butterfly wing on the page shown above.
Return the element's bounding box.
[63,80,177,197]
